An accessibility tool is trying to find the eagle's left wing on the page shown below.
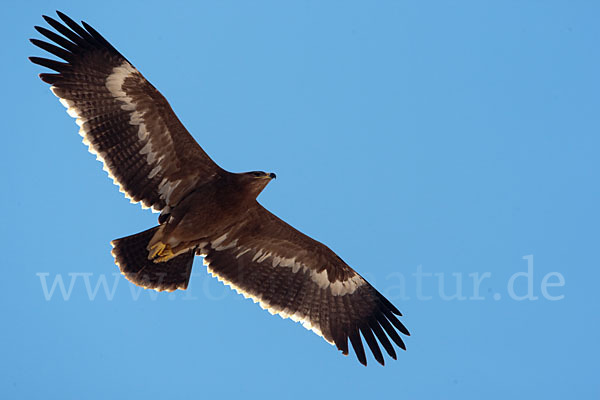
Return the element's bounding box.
[30,12,223,213]
[200,204,410,366]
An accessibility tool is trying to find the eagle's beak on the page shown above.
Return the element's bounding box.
[269,172,277,179]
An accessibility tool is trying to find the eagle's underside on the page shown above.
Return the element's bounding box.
[30,11,410,366]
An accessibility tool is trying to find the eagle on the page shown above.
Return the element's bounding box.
[30,11,410,366]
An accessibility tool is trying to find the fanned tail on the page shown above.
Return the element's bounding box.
[111,227,195,292]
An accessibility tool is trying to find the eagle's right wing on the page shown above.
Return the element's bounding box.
[30,12,223,213]
[201,204,410,366]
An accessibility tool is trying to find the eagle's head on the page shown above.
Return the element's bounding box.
[240,171,276,198]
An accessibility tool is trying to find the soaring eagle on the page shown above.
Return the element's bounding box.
[30,11,409,366]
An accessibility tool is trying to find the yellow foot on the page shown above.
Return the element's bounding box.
[148,242,175,262]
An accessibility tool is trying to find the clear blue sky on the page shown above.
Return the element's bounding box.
[2,1,598,398]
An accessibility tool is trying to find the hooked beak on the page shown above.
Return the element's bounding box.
[268,172,277,179]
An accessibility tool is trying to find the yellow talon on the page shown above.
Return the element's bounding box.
[156,248,175,262]
[148,242,175,262]
[148,242,166,259]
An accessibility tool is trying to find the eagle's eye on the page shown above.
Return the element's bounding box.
[252,171,263,177]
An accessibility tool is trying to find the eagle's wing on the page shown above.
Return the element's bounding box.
[200,204,410,366]
[30,12,222,212]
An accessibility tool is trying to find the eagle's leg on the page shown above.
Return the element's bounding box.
[148,242,175,262]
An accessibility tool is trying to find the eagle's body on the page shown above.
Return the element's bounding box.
[150,172,274,260]
[30,12,410,366]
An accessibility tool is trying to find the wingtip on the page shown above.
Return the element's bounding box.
[29,56,46,67]
[56,10,75,25]
[398,323,410,337]
[398,339,407,351]
[55,10,69,20]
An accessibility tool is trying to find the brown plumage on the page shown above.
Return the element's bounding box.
[30,11,410,366]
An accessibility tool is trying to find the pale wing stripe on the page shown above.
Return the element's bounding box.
[104,62,181,208]
[208,237,367,297]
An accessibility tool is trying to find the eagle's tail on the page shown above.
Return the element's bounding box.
[111,227,195,292]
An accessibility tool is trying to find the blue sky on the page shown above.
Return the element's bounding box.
[2,1,598,398]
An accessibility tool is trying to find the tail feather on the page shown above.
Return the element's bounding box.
[111,227,195,292]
